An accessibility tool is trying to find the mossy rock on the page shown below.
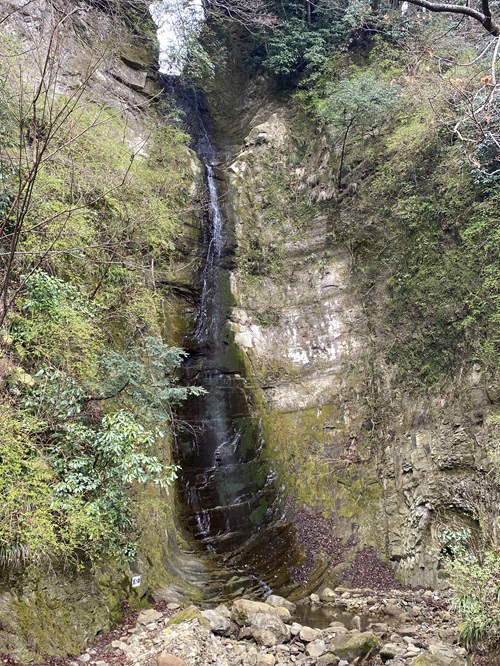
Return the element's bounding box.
[414,653,466,666]
[331,631,379,659]
[166,605,209,629]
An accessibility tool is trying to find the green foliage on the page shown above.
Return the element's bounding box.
[50,409,178,561]
[183,41,216,81]
[9,270,102,380]
[0,403,60,567]
[262,18,334,77]
[3,334,195,565]
[21,269,95,320]
[99,336,206,423]
[318,71,401,133]
[439,529,500,649]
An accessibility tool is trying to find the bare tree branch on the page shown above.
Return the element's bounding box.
[401,0,500,35]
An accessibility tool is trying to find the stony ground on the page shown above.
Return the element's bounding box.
[10,586,475,666]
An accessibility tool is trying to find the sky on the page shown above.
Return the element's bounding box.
[149,0,204,74]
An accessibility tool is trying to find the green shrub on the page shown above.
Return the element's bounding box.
[439,529,500,649]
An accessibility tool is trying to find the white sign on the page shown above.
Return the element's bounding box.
[131,575,142,588]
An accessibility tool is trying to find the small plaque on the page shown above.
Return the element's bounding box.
[131,575,141,588]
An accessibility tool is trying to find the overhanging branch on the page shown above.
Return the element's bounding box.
[402,0,500,35]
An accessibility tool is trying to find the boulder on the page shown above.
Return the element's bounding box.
[307,639,327,658]
[201,609,232,636]
[250,613,291,647]
[380,643,400,661]
[166,606,209,629]
[317,655,340,666]
[384,604,404,617]
[331,631,379,659]
[256,655,276,666]
[137,608,163,625]
[299,626,319,642]
[265,595,296,613]
[319,587,337,602]
[215,604,231,618]
[232,599,282,626]
[351,615,362,631]
[255,654,276,666]
[274,606,292,622]
[414,652,466,666]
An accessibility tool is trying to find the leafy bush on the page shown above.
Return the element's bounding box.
[439,529,500,649]
[318,71,401,134]
[2,270,202,565]
[98,336,206,423]
[262,18,333,77]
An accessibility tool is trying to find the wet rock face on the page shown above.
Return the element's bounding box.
[223,103,500,587]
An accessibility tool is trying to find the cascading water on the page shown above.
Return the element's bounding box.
[161,77,301,594]
[151,6,301,596]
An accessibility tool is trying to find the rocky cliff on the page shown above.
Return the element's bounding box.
[0,1,211,661]
[201,27,500,589]
[1,1,500,661]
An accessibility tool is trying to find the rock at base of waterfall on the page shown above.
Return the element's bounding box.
[299,625,319,642]
[319,587,337,601]
[256,655,276,666]
[331,631,379,659]
[307,638,327,657]
[414,651,467,666]
[232,599,283,626]
[249,613,291,647]
[201,608,233,636]
[317,655,340,666]
[265,594,297,613]
[380,642,401,660]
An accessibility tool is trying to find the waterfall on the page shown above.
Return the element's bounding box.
[159,77,301,593]
[174,85,272,552]
[150,5,301,595]
[149,0,204,75]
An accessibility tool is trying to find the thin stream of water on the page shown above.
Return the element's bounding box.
[163,76,302,596]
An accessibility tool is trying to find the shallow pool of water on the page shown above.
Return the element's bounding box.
[294,604,370,630]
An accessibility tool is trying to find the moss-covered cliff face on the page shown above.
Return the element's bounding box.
[0,1,212,661]
[201,23,500,588]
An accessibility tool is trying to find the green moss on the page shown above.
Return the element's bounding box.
[167,605,209,628]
